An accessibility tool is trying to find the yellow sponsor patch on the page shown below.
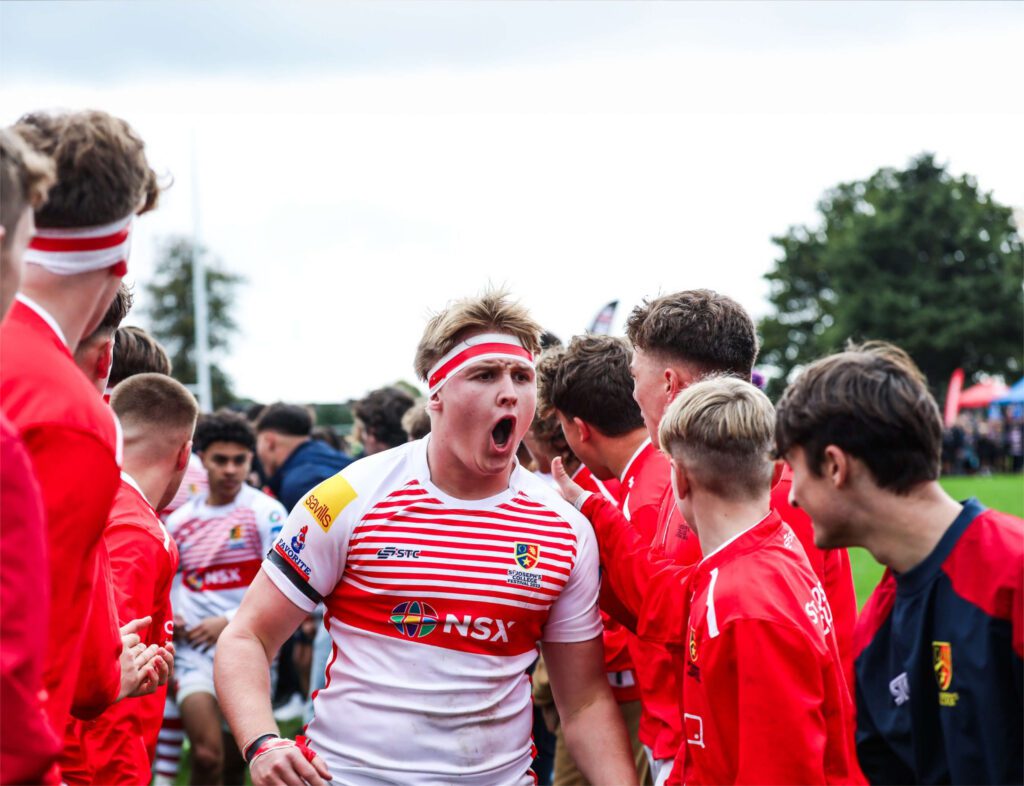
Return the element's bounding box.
[304,474,357,533]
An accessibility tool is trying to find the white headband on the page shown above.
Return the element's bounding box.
[427,333,534,396]
[24,215,134,276]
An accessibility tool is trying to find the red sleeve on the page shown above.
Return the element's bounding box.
[822,547,857,677]
[20,425,119,734]
[581,493,694,642]
[582,493,668,621]
[0,422,61,785]
[79,697,150,786]
[105,524,162,630]
[628,500,660,544]
[70,549,122,721]
[722,620,830,784]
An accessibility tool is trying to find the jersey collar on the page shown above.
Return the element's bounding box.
[15,293,69,348]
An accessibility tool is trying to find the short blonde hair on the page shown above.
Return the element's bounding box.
[111,373,199,435]
[414,289,543,381]
[659,376,775,500]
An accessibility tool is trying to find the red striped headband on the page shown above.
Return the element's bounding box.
[427,333,534,396]
[24,215,133,276]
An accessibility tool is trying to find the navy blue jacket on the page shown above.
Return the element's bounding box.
[268,439,352,514]
[853,498,1023,785]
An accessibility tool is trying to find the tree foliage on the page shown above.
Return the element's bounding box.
[144,236,244,408]
[759,154,1023,399]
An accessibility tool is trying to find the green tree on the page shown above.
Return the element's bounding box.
[145,236,244,408]
[760,154,1023,399]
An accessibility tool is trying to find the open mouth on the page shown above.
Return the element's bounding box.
[491,416,515,449]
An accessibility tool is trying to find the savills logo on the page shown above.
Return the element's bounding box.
[305,493,333,530]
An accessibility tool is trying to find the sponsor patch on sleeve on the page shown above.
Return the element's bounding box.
[304,473,358,533]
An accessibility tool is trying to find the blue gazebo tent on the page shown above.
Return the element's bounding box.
[994,377,1024,405]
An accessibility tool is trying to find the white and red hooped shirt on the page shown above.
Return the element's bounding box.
[263,437,603,785]
[166,484,285,631]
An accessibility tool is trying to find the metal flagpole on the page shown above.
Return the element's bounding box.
[191,130,213,412]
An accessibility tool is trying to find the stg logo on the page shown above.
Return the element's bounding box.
[376,546,422,560]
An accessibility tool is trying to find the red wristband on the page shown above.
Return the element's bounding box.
[295,735,317,763]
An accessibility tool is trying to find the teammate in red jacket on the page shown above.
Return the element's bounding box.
[0,110,166,765]
[0,126,60,786]
[543,334,687,775]
[556,377,861,784]
[75,374,199,785]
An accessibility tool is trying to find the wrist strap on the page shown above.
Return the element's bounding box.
[243,733,280,763]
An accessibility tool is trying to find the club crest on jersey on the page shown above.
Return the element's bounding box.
[933,641,953,690]
[514,542,540,570]
[390,600,438,639]
[227,523,245,548]
[689,626,698,663]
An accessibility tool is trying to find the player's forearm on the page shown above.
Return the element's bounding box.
[214,623,281,753]
[560,692,639,786]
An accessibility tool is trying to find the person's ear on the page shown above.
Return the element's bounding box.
[822,445,850,489]
[670,456,690,502]
[177,439,193,472]
[96,338,113,380]
[572,417,592,443]
[427,391,443,413]
[665,367,686,400]
[771,459,785,489]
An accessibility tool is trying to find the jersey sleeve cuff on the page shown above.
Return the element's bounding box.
[262,554,321,612]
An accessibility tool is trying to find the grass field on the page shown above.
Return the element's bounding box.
[850,473,1023,607]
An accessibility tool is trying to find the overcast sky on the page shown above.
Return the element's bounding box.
[2,1,1022,403]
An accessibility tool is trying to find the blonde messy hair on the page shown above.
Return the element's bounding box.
[414,289,543,382]
[659,376,775,500]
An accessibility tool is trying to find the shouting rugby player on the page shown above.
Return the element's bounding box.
[215,290,637,786]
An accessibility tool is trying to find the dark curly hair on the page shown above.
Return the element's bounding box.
[354,387,415,450]
[626,289,758,379]
[194,409,256,452]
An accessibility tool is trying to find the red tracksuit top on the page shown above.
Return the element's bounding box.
[574,466,640,703]
[613,441,687,756]
[0,297,123,741]
[0,415,61,785]
[771,464,858,677]
[584,463,858,762]
[76,474,180,785]
[666,512,861,785]
[582,464,704,760]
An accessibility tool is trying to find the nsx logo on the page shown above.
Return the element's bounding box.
[376,546,422,560]
[443,614,517,643]
[184,566,241,591]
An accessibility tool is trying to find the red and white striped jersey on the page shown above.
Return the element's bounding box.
[166,484,284,629]
[263,437,602,786]
[159,452,208,521]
